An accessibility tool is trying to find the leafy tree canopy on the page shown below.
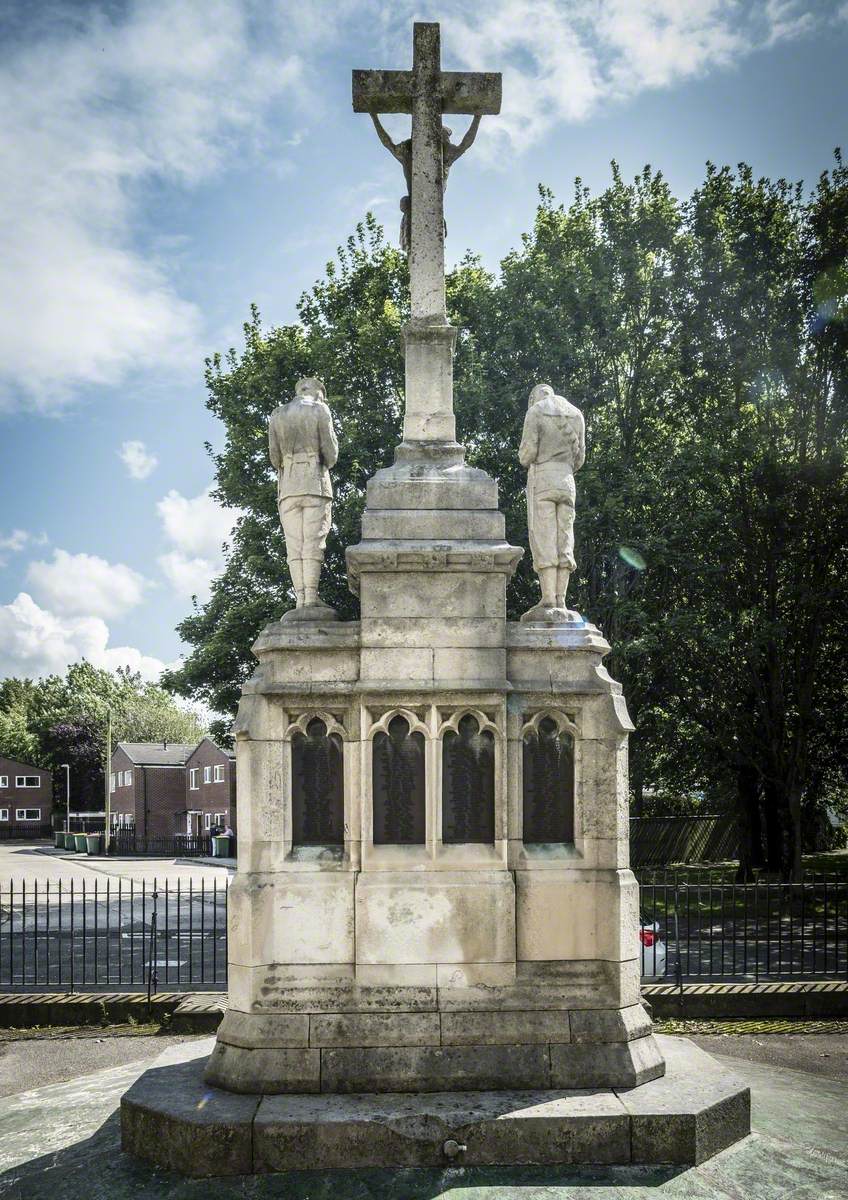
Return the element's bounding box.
[0,663,206,809]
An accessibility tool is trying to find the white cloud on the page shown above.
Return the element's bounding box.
[0,0,302,412]
[0,529,29,554]
[26,548,150,620]
[437,0,826,154]
[157,487,241,602]
[119,439,158,480]
[0,592,166,682]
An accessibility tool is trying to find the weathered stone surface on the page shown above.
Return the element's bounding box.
[620,1036,751,1165]
[440,1009,571,1045]
[309,1011,441,1047]
[204,1042,320,1094]
[121,1035,750,1175]
[549,1034,665,1088]
[121,1041,259,1177]
[569,1004,652,1044]
[320,1043,551,1093]
[215,1010,310,1049]
[254,1088,630,1171]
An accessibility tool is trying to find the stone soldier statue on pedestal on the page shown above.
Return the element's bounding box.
[269,376,339,619]
[519,382,585,622]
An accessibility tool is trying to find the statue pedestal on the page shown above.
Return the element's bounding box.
[199,455,664,1094]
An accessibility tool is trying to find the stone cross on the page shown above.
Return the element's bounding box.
[353,22,501,324]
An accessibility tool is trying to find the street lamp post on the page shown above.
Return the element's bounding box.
[60,763,70,834]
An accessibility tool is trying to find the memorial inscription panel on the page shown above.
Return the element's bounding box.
[291,717,345,845]
[522,715,574,843]
[442,713,495,843]
[372,715,426,844]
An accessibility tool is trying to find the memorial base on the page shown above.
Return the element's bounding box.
[120,1034,751,1177]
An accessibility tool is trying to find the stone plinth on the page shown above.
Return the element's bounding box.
[204,598,663,1095]
[121,1035,751,1176]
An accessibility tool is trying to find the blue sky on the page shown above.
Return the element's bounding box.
[1,0,847,683]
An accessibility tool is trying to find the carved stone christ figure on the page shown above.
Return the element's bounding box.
[519,383,585,621]
[269,377,339,615]
[369,114,481,252]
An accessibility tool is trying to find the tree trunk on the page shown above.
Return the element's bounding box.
[735,764,763,882]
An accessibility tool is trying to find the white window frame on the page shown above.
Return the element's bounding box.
[124,769,133,786]
[204,812,212,830]
[203,766,212,784]
[15,808,41,821]
[0,809,8,821]
[118,771,124,786]
[213,764,225,783]
[110,773,116,793]
[214,812,227,826]
[0,776,8,788]
[15,776,40,788]
[189,768,199,790]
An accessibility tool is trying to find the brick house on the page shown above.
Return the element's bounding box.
[109,742,195,839]
[109,739,236,840]
[0,756,53,833]
[185,737,236,836]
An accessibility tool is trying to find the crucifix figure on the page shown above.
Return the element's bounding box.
[369,113,482,254]
[353,22,501,323]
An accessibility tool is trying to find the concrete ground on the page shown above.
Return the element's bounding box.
[0,842,233,886]
[0,1032,844,1198]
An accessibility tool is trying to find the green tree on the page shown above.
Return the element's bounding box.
[0,664,207,809]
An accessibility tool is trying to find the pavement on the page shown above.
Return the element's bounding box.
[0,1032,844,1197]
[0,842,234,886]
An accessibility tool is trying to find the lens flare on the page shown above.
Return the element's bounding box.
[618,546,647,570]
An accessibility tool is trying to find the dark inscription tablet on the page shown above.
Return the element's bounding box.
[442,713,495,843]
[291,718,345,845]
[522,716,575,843]
[372,715,426,844]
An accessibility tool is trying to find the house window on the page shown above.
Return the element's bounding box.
[124,770,132,786]
[0,776,8,788]
[117,771,124,786]
[110,773,116,793]
[15,776,40,788]
[189,768,199,790]
[204,812,212,830]
[203,766,212,784]
[0,809,8,821]
[215,812,227,825]
[213,764,225,783]
[16,808,41,821]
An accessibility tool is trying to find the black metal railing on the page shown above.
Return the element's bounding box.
[109,832,215,858]
[639,871,847,982]
[1,871,844,994]
[0,879,227,992]
[0,824,53,842]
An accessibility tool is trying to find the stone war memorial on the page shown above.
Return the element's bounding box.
[121,21,750,1177]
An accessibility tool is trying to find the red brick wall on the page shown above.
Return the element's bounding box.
[110,747,137,826]
[0,756,53,826]
[185,739,235,833]
[136,766,188,838]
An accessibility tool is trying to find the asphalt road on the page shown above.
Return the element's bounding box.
[0,842,233,886]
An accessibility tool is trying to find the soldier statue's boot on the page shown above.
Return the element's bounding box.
[303,558,322,608]
[539,567,558,609]
[290,558,305,607]
[556,567,571,610]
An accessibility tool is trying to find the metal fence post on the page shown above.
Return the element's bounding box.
[146,883,159,1011]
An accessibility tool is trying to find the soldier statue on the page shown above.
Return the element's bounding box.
[518,382,585,622]
[269,377,339,617]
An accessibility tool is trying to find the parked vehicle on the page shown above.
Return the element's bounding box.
[640,917,667,977]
